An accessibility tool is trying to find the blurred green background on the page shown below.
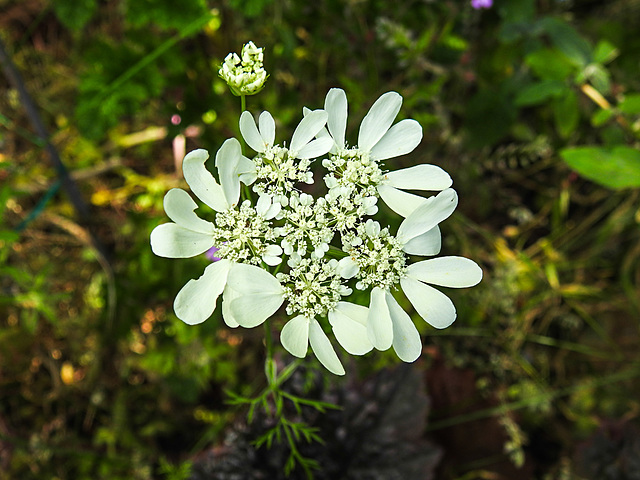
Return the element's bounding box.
[1,0,640,478]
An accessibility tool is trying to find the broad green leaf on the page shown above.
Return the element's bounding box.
[525,49,575,81]
[554,90,579,139]
[560,146,640,189]
[618,94,640,115]
[593,40,619,65]
[515,80,567,106]
[540,17,592,67]
[591,109,614,127]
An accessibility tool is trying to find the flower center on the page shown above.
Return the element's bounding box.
[252,145,313,195]
[341,220,407,291]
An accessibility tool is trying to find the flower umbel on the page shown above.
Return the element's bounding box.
[151,88,482,375]
[219,41,268,96]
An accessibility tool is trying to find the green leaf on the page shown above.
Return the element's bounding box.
[618,94,640,115]
[593,40,619,65]
[515,80,567,106]
[540,17,592,67]
[591,109,614,127]
[554,90,579,139]
[525,48,576,81]
[52,0,98,31]
[560,146,640,189]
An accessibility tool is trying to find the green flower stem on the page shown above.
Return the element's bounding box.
[239,94,247,155]
[264,321,277,387]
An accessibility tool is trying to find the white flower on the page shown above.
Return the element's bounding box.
[240,109,334,160]
[357,256,482,363]
[280,315,345,375]
[239,109,334,194]
[321,88,453,217]
[218,41,268,96]
[150,142,287,326]
[150,145,248,259]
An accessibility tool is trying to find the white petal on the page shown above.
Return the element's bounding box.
[163,188,214,233]
[150,223,214,258]
[402,226,441,256]
[225,264,284,327]
[296,137,334,160]
[221,285,240,328]
[262,245,283,266]
[377,184,427,218]
[182,149,229,212]
[229,293,284,328]
[397,189,458,244]
[258,111,275,147]
[173,259,232,325]
[386,291,421,363]
[384,164,452,191]
[309,319,345,375]
[324,88,347,149]
[280,315,310,358]
[256,194,271,216]
[337,257,359,279]
[328,302,373,355]
[358,91,402,152]
[400,276,456,329]
[370,119,422,161]
[239,111,265,153]
[215,138,242,208]
[290,109,328,155]
[407,257,483,288]
[367,287,393,350]
[226,263,284,295]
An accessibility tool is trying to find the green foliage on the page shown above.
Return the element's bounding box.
[52,0,98,31]
[560,146,640,189]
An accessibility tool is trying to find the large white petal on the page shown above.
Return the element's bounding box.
[309,319,345,375]
[377,184,427,218]
[328,302,373,355]
[163,188,214,233]
[386,291,421,363]
[215,138,242,208]
[384,164,452,191]
[239,111,265,153]
[296,137,334,160]
[280,315,310,358]
[324,88,347,149]
[406,257,483,288]
[396,189,458,244]
[150,223,214,258]
[226,263,284,295]
[173,259,232,325]
[182,149,229,212]
[367,287,393,350]
[358,91,402,152]
[290,109,328,155]
[258,111,276,147]
[370,119,422,161]
[221,285,240,328]
[401,226,442,256]
[228,293,284,328]
[400,276,456,329]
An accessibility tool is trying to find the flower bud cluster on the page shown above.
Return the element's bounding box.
[219,41,268,96]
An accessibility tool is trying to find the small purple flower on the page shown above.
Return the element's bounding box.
[205,246,221,262]
[471,0,493,9]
